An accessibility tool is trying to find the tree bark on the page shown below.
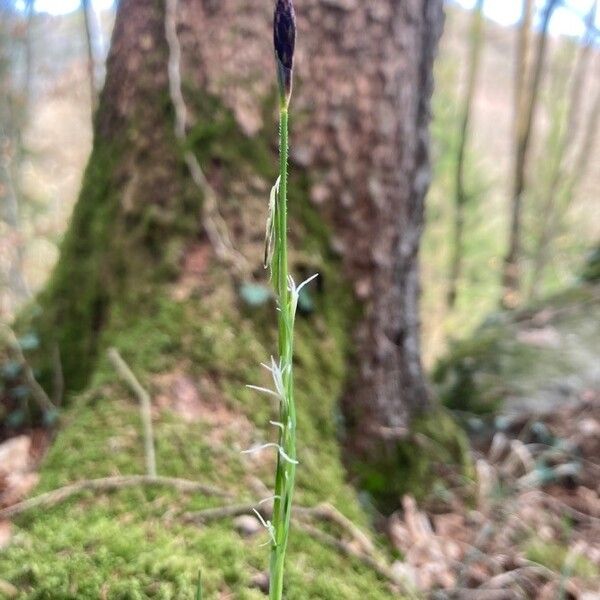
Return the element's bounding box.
[35,0,445,480]
[338,0,444,457]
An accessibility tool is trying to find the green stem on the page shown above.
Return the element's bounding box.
[277,109,289,328]
[269,107,296,600]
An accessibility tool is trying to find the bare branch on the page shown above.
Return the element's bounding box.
[81,0,99,112]
[0,475,230,520]
[107,347,157,478]
[502,0,560,306]
[296,522,410,592]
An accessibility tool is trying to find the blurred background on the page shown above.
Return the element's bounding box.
[0,0,599,597]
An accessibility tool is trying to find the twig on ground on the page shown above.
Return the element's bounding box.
[431,589,518,600]
[294,502,376,555]
[182,503,259,523]
[0,579,18,599]
[521,489,600,526]
[455,520,496,587]
[0,323,55,413]
[0,475,230,520]
[108,347,157,478]
[516,463,579,489]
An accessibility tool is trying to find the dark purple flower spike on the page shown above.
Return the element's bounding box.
[274,0,296,108]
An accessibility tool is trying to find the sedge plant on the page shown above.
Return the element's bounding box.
[244,1,316,598]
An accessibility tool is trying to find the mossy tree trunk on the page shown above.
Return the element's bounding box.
[35,0,446,489]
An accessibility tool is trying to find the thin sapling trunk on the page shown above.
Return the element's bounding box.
[502,0,558,307]
[447,0,485,309]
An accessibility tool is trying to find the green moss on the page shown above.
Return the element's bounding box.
[2,500,392,599]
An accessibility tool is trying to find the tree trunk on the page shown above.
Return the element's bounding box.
[502,0,558,308]
[29,0,453,499]
[24,0,35,116]
[447,0,485,309]
[81,0,99,113]
[514,0,533,131]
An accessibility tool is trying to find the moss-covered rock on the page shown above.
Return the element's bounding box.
[433,283,600,416]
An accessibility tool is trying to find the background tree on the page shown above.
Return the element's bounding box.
[528,0,599,300]
[81,0,100,112]
[502,0,559,307]
[23,0,34,114]
[514,0,534,130]
[0,1,31,317]
[446,0,485,309]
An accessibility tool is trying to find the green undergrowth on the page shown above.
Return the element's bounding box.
[433,283,600,415]
[0,91,399,597]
